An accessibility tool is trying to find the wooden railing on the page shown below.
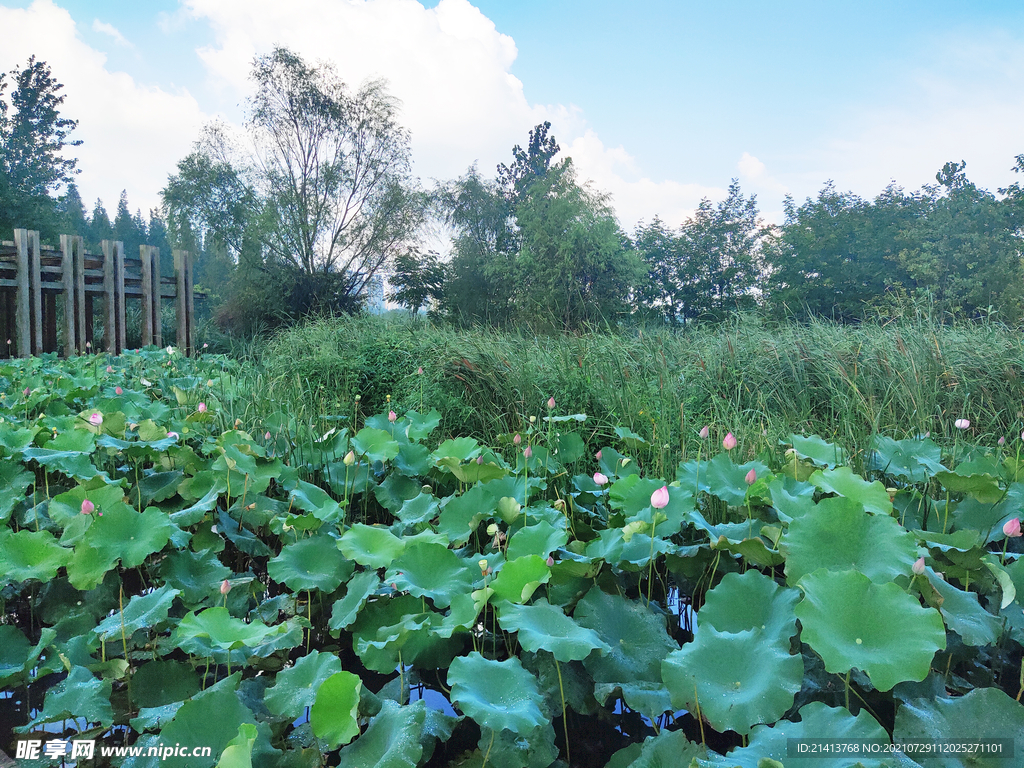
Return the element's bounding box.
[0,229,195,358]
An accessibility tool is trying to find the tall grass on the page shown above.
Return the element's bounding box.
[223,311,1024,476]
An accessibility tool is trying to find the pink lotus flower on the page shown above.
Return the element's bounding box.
[699,425,710,439]
[197,402,207,413]
[1004,517,1022,538]
[388,410,397,423]
[88,412,103,426]
[545,556,554,567]
[168,432,179,440]
[203,342,209,349]
[115,386,123,395]
[106,365,113,373]
[81,499,94,515]
[547,397,555,409]
[595,450,602,461]
[22,387,29,397]
[745,468,757,485]
[417,366,423,375]
[650,486,670,509]
[264,431,271,440]
[954,418,970,430]
[524,446,533,459]
[723,432,737,450]
[476,456,484,464]
[912,556,926,575]
[999,436,1006,446]
[593,472,609,486]
[513,433,522,445]
[220,580,231,595]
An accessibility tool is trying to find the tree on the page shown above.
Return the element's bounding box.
[0,56,80,236]
[497,121,560,204]
[88,198,113,247]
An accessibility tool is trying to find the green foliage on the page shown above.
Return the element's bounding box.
[2,349,1023,766]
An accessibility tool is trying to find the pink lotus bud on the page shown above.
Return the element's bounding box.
[81,499,95,515]
[88,412,103,426]
[547,397,555,409]
[699,425,710,439]
[723,432,737,450]
[651,486,670,509]
[545,556,554,567]
[745,468,757,485]
[343,450,355,466]
[593,472,608,486]
[106,366,113,373]
[86,341,91,349]
[388,410,397,423]
[115,386,123,395]
[476,456,484,464]
[203,342,209,349]
[264,431,271,440]
[513,433,522,445]
[999,436,1006,446]
[912,556,925,575]
[22,387,29,397]
[197,402,207,413]
[954,418,970,430]
[417,366,423,375]
[596,450,602,461]
[524,446,533,459]
[220,580,231,595]
[1004,517,1022,538]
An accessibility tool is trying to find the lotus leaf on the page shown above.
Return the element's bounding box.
[781,496,920,585]
[506,521,569,560]
[796,569,946,691]
[0,528,70,585]
[704,453,772,505]
[24,665,113,729]
[215,723,258,768]
[158,673,256,768]
[339,524,406,568]
[264,650,343,718]
[699,569,800,643]
[385,541,475,608]
[787,433,849,468]
[496,599,610,662]
[868,435,945,483]
[0,461,32,522]
[630,730,706,768]
[337,699,427,768]
[92,583,178,640]
[174,607,291,652]
[490,555,551,604]
[289,479,342,522]
[310,671,362,749]
[131,660,201,708]
[925,568,1003,646]
[810,466,892,516]
[158,547,231,605]
[0,626,54,685]
[329,570,381,632]
[449,652,546,734]
[268,535,353,593]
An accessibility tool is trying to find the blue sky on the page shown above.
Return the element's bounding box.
[3,0,1024,230]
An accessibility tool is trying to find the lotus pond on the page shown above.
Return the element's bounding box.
[1,349,1023,767]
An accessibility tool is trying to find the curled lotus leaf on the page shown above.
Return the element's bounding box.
[495,599,611,662]
[449,652,545,735]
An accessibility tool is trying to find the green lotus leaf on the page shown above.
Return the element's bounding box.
[138,470,184,505]
[894,687,1024,765]
[374,473,421,514]
[787,433,849,468]
[0,626,54,686]
[337,699,426,768]
[49,481,128,527]
[352,427,401,463]
[159,548,231,605]
[268,536,354,593]
[437,456,508,484]
[982,555,1016,609]
[92,583,178,641]
[350,595,425,673]
[264,650,343,718]
[173,607,289,652]
[699,569,799,643]
[592,682,672,722]
[506,521,569,561]
[663,624,803,735]
[432,436,481,463]
[76,502,176,572]
[0,422,38,455]
[329,570,381,632]
[573,586,678,693]
[554,430,585,464]
[696,702,892,768]
[434,591,481,639]
[490,555,551,604]
[475,722,559,768]
[810,465,892,516]
[289,479,342,522]
[926,568,1003,646]
[630,730,706,768]
[781,496,920,585]
[24,665,113,729]
[436,484,494,544]
[0,528,71,585]
[449,652,545,735]
[934,470,1004,504]
[767,475,817,523]
[522,651,598,717]
[795,569,946,692]
[339,524,406,569]
[0,461,32,523]
[496,599,610,662]
[396,491,441,526]
[158,673,256,768]
[868,435,945,483]
[704,453,771,506]
[131,661,201,708]
[385,541,474,609]
[394,441,433,477]
[310,671,362,750]
[215,723,258,768]
[403,408,441,441]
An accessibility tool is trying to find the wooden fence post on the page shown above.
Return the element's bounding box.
[30,231,42,355]
[102,241,116,354]
[152,248,162,348]
[115,241,125,354]
[174,249,194,354]
[140,245,153,346]
[75,236,86,353]
[14,229,30,357]
[60,235,76,356]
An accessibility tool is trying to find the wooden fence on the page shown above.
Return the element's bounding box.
[0,228,196,358]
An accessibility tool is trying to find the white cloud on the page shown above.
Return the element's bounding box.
[0,0,210,222]
[91,19,133,49]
